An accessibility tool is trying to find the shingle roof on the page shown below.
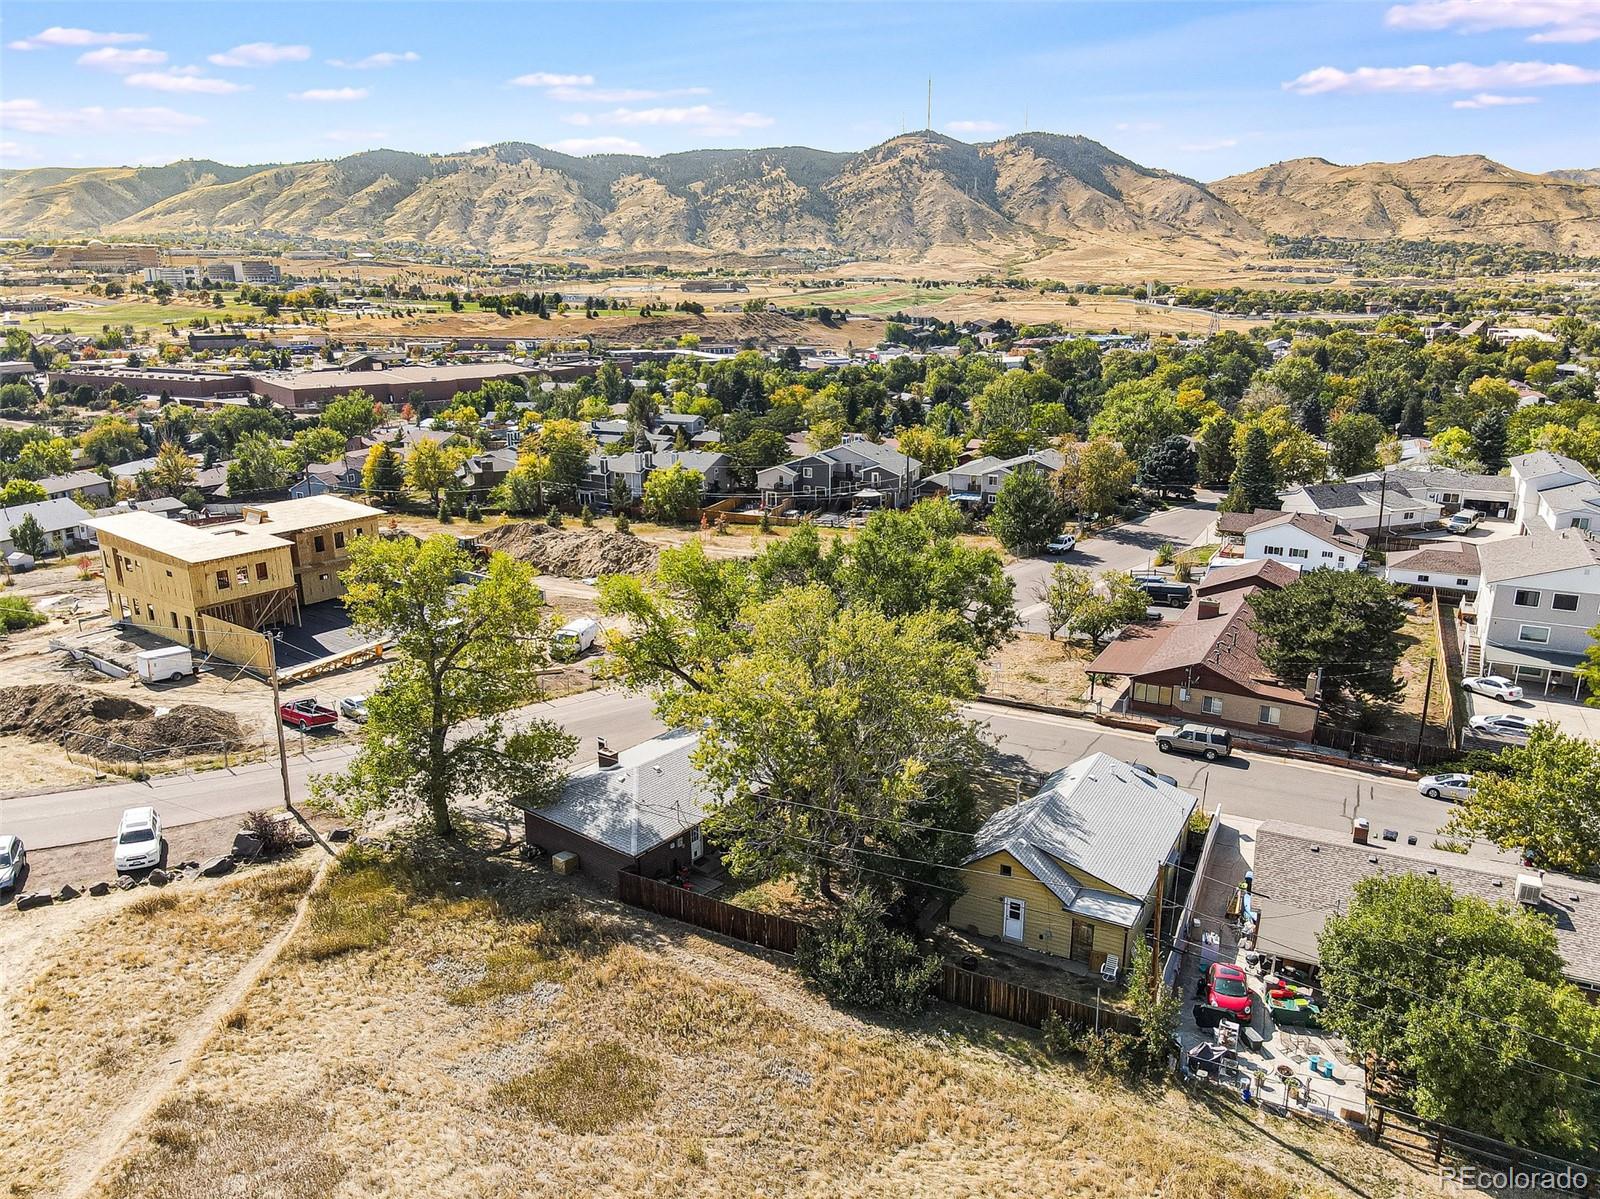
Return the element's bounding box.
[1196,558,1300,595]
[0,498,89,538]
[1216,509,1281,536]
[526,730,709,858]
[1378,468,1513,496]
[964,752,1196,928]
[1478,527,1600,583]
[1251,820,1600,987]
[35,470,108,495]
[1248,511,1369,552]
[1511,450,1588,480]
[1385,542,1481,575]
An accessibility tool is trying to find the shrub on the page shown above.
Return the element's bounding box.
[1153,540,1175,567]
[465,502,482,523]
[437,499,452,525]
[795,892,940,1016]
[545,506,563,527]
[0,595,47,632]
[241,809,296,857]
[580,505,594,528]
[615,511,631,533]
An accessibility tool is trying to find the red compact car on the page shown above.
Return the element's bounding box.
[1206,962,1253,1021]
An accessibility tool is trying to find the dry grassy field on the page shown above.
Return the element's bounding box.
[0,837,1477,1199]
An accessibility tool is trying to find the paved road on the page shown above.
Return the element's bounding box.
[4,684,1465,857]
[1008,495,1221,634]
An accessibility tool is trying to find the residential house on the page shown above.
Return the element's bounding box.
[35,470,112,503]
[1213,510,1368,574]
[1193,558,1301,599]
[1280,480,1443,533]
[519,731,708,885]
[947,753,1197,973]
[1357,468,1514,520]
[1250,820,1600,994]
[1385,542,1481,597]
[1090,578,1320,740]
[454,448,520,498]
[921,448,1064,508]
[0,498,95,556]
[755,434,920,509]
[579,449,735,508]
[1463,528,1599,695]
[1510,451,1600,533]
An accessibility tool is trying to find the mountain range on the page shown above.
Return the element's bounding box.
[3,132,1598,265]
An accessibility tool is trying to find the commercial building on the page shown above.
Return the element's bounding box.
[85,496,383,656]
[246,362,534,413]
[50,242,162,271]
[48,366,250,401]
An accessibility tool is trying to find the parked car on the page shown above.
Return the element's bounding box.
[1044,533,1077,555]
[1129,762,1179,787]
[1444,509,1482,534]
[338,695,369,724]
[1131,574,1192,607]
[1156,723,1233,761]
[1463,675,1523,703]
[0,834,26,893]
[1468,713,1535,743]
[1417,772,1473,802]
[1206,962,1253,1022]
[113,806,163,873]
[553,617,601,660]
[280,699,339,731]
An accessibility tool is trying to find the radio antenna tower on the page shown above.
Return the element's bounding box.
[926,78,932,131]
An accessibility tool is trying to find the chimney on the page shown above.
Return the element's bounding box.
[1196,597,1221,620]
[1352,818,1370,846]
[1304,669,1322,701]
[596,738,620,770]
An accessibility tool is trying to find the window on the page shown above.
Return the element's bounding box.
[132,599,141,616]
[313,535,326,553]
[334,530,345,549]
[256,562,268,581]
[1553,593,1579,612]
[1321,550,1334,558]
[1514,590,1540,607]
[1263,544,1284,556]
[1417,574,1430,583]
[999,863,1012,877]
[802,467,813,480]
[1456,578,1469,587]
[235,565,249,585]
[165,569,172,577]
[1132,682,1174,706]
[1519,625,1552,644]
[1574,516,1591,532]
[1201,696,1223,716]
[216,570,229,591]
[1288,548,1309,560]
[1259,705,1281,726]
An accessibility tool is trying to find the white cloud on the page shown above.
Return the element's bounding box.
[563,104,775,135]
[289,87,369,102]
[548,135,646,154]
[946,119,1003,135]
[1115,120,1163,133]
[509,71,595,88]
[208,42,311,67]
[126,69,247,95]
[0,140,41,162]
[328,50,420,69]
[0,98,205,134]
[76,47,167,72]
[1285,60,1600,94]
[545,85,710,102]
[1179,136,1240,151]
[1452,91,1540,108]
[1386,1,1600,44]
[8,27,147,51]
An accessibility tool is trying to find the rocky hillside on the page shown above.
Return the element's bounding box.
[1212,155,1600,254]
[5,136,1600,262]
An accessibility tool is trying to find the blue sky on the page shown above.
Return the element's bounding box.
[3,0,1598,178]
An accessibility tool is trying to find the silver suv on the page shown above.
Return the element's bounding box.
[1155,723,1232,762]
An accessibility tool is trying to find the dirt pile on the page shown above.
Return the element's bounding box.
[476,522,660,578]
[0,683,248,761]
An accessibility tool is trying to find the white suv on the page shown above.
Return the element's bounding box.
[114,806,163,873]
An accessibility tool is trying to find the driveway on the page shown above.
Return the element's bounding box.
[1010,493,1220,634]
[1464,685,1600,741]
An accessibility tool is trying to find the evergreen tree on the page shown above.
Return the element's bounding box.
[1226,425,1279,512]
[361,443,405,498]
[1472,407,1509,472]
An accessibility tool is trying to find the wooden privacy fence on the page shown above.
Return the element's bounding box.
[617,871,1142,1036]
[1368,1104,1596,1197]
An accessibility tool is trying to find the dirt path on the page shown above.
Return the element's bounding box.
[54,854,334,1199]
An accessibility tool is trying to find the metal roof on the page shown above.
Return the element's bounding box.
[527,730,708,859]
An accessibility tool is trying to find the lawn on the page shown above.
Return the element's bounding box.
[13,834,1466,1199]
[764,283,956,315]
[18,299,272,336]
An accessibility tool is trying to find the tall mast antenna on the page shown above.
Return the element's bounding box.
[926,78,932,131]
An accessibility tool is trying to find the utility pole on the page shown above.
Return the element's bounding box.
[1415,655,1436,769]
[1150,857,1165,999]
[265,632,294,815]
[1375,471,1389,546]
[926,78,932,131]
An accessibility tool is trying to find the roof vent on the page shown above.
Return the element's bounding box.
[1492,879,1503,887]
[1515,872,1544,906]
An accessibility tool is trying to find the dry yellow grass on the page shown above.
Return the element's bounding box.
[60,841,1466,1199]
[0,863,315,1199]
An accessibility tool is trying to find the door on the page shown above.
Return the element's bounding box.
[1001,898,1025,943]
[690,827,703,862]
[1071,920,1096,963]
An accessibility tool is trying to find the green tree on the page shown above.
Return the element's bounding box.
[288,426,348,469]
[987,467,1064,556]
[14,436,73,480]
[1326,412,1385,478]
[728,428,791,487]
[1224,424,1279,513]
[0,479,47,507]
[641,463,704,524]
[315,535,576,837]
[149,440,196,495]
[1038,563,1094,641]
[405,438,460,504]
[1055,437,1136,518]
[361,443,405,498]
[1138,434,1197,496]
[1088,381,1187,461]
[496,456,550,514]
[1071,571,1150,646]
[531,419,594,500]
[1472,406,1510,472]
[225,431,289,496]
[320,389,381,439]
[10,513,47,558]
[1429,425,1482,472]
[1446,723,1600,874]
[79,416,144,467]
[1248,570,1406,707]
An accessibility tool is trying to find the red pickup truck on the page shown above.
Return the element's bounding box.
[279,698,338,730]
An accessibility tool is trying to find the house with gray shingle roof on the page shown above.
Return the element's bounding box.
[1464,527,1600,695]
[947,752,1197,972]
[921,448,1064,507]
[1385,541,1481,595]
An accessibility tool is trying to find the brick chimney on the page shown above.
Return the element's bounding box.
[597,738,620,770]
[1196,597,1221,619]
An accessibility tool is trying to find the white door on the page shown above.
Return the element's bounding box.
[1002,897,1025,943]
[690,827,703,862]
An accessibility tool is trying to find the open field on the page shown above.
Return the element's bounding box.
[4,296,273,336]
[0,836,1473,1199]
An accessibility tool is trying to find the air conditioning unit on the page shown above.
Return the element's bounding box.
[1515,872,1544,906]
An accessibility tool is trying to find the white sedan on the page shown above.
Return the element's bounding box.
[1045,534,1078,555]
[338,695,369,723]
[1417,772,1473,802]
[1463,675,1524,703]
[1468,713,1535,743]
